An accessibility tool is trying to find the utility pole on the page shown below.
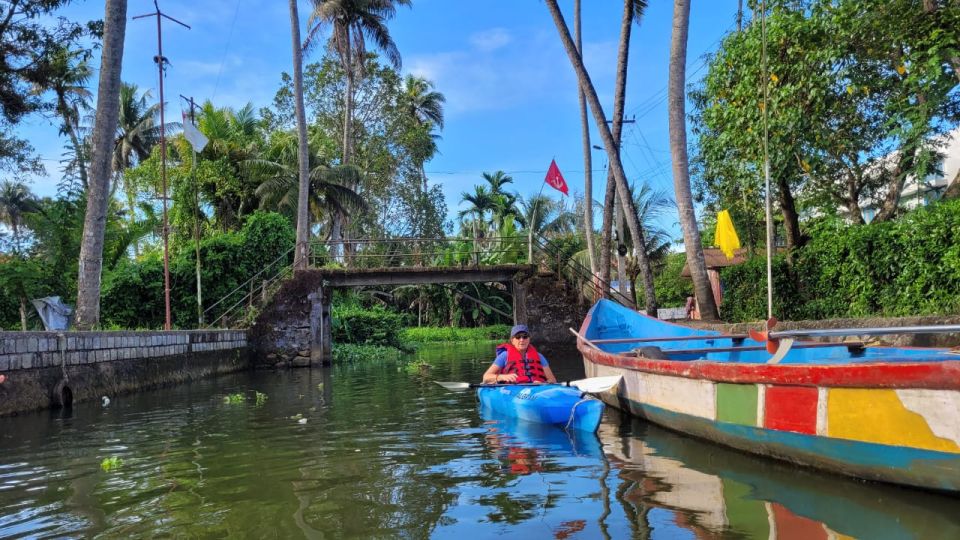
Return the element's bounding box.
[134,1,190,331]
[181,95,204,327]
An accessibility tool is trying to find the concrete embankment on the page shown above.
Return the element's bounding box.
[0,330,249,416]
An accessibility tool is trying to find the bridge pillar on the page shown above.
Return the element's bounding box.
[309,287,333,365]
[511,279,527,325]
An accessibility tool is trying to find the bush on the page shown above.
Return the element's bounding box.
[332,305,406,348]
[100,211,294,329]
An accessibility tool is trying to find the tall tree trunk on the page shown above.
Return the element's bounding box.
[75,0,127,330]
[545,0,657,316]
[610,0,653,313]
[19,295,27,331]
[341,33,354,166]
[574,0,596,275]
[776,174,803,250]
[599,168,615,299]
[290,0,311,271]
[668,0,719,320]
[60,99,88,191]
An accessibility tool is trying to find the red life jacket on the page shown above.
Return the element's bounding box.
[497,342,546,383]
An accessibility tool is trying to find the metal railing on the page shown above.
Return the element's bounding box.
[203,246,295,329]
[531,235,635,308]
[308,236,530,269]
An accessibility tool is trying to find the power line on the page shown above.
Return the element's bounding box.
[213,0,242,100]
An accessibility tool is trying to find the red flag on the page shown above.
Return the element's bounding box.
[544,159,569,195]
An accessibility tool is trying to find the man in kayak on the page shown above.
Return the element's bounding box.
[482,324,558,384]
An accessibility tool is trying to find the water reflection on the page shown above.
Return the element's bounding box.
[600,408,960,539]
[0,344,957,539]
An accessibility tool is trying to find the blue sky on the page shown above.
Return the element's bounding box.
[23,0,740,237]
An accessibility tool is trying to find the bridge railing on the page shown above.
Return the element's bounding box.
[531,235,635,308]
[308,236,530,269]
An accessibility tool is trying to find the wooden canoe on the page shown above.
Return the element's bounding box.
[577,299,960,493]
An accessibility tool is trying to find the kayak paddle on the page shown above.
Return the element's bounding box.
[433,375,622,394]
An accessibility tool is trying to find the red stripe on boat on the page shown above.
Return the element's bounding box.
[764,386,818,434]
[581,348,960,390]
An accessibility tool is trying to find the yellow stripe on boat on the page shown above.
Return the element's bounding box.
[826,388,960,453]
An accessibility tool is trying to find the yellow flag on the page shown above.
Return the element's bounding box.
[715,210,741,259]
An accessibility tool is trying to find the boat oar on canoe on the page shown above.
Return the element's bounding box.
[433,375,622,394]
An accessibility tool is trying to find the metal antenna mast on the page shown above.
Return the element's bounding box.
[133,1,190,330]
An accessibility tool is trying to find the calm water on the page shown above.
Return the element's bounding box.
[1,343,958,539]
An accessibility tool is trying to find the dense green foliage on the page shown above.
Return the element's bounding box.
[652,253,693,308]
[719,199,960,322]
[692,0,960,249]
[332,304,407,349]
[99,212,294,329]
[400,325,511,343]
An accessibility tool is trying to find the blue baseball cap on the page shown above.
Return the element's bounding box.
[510,324,529,337]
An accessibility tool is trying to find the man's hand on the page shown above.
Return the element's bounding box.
[497,373,518,383]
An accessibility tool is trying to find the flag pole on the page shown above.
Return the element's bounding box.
[529,162,552,263]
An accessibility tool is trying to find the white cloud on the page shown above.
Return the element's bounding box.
[405,28,577,116]
[469,28,512,52]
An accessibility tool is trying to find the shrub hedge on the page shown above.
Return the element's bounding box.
[716,199,960,322]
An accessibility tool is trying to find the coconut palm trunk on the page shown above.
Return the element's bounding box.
[290,0,311,270]
[668,0,719,320]
[574,0,597,276]
[546,0,657,315]
[75,0,127,330]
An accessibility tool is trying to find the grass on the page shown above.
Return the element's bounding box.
[400,325,511,343]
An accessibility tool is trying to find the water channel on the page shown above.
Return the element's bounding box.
[1,343,958,539]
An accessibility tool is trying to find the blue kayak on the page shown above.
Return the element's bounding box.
[476,384,604,433]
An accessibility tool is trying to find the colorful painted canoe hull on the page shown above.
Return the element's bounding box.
[476,384,604,433]
[579,300,960,493]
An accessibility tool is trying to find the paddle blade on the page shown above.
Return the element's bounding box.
[568,375,622,394]
[433,381,472,391]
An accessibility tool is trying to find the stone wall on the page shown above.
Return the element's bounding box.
[0,330,250,416]
[513,271,591,355]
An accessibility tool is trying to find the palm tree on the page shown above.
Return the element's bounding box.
[620,182,673,301]
[0,180,41,254]
[458,185,494,242]
[289,0,311,270]
[76,0,127,330]
[574,0,597,276]
[401,74,445,192]
[196,102,261,229]
[669,0,718,320]
[545,0,658,315]
[305,0,411,166]
[521,194,576,239]
[34,45,93,190]
[113,83,160,235]
[251,136,367,240]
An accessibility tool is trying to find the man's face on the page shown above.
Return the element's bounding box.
[512,333,530,352]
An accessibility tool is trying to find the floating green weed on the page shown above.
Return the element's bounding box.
[100,456,123,472]
[223,392,246,404]
[255,392,267,406]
